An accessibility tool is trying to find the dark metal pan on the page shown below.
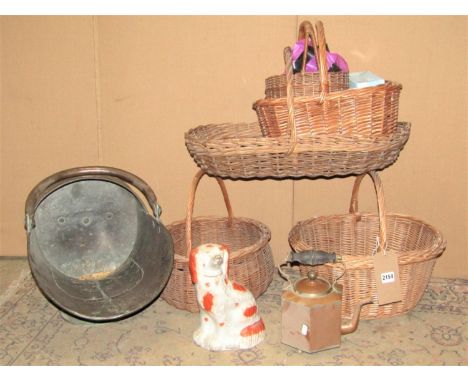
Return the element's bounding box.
[24,166,173,322]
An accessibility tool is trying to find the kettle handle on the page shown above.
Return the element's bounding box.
[25,166,161,232]
[290,250,340,266]
[278,261,295,288]
[279,250,344,288]
[280,250,339,281]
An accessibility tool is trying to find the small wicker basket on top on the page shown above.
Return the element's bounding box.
[254,20,402,139]
[162,170,274,312]
[264,20,349,99]
[185,19,409,180]
[289,171,446,320]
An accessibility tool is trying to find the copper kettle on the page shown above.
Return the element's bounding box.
[280,251,371,353]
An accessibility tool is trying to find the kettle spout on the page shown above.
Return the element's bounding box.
[341,300,372,335]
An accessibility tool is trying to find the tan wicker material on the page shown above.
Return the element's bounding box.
[265,71,349,98]
[265,21,349,99]
[185,121,410,179]
[162,170,274,312]
[288,171,446,320]
[253,21,402,139]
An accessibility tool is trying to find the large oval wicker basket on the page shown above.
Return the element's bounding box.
[185,121,410,179]
[264,20,349,99]
[254,20,402,139]
[162,170,274,312]
[288,171,446,320]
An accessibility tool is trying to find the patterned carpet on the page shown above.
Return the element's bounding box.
[0,270,466,366]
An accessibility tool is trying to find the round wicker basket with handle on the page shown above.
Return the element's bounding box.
[162,170,274,312]
[288,171,446,320]
[254,20,402,139]
[265,20,349,99]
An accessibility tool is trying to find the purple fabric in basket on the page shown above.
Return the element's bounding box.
[292,39,349,73]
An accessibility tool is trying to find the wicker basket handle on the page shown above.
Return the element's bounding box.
[284,46,298,155]
[297,20,315,73]
[282,21,316,155]
[293,20,330,98]
[185,170,233,258]
[348,171,387,250]
[283,20,329,154]
[313,20,331,99]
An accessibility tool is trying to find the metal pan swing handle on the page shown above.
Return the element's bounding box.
[24,166,161,232]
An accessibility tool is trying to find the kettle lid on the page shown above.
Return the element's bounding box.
[293,270,332,298]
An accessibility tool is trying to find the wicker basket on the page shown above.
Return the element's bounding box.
[254,20,402,139]
[265,71,348,98]
[162,170,274,312]
[288,171,446,320]
[185,121,410,179]
[265,20,349,99]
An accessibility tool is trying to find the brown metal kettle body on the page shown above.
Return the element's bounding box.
[280,251,371,353]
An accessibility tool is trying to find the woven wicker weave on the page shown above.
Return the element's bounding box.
[185,121,410,179]
[288,171,446,320]
[265,20,349,99]
[254,21,402,139]
[265,71,349,98]
[162,170,274,312]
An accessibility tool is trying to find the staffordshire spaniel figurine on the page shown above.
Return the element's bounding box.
[189,243,265,351]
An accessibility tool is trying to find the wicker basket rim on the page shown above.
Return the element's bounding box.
[289,239,445,268]
[168,215,271,262]
[185,121,411,141]
[185,122,411,155]
[265,71,348,82]
[289,211,446,263]
[293,211,444,235]
[253,80,403,108]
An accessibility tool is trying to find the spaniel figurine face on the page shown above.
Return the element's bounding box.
[189,243,265,351]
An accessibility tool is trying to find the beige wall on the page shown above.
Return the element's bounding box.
[1,16,466,278]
